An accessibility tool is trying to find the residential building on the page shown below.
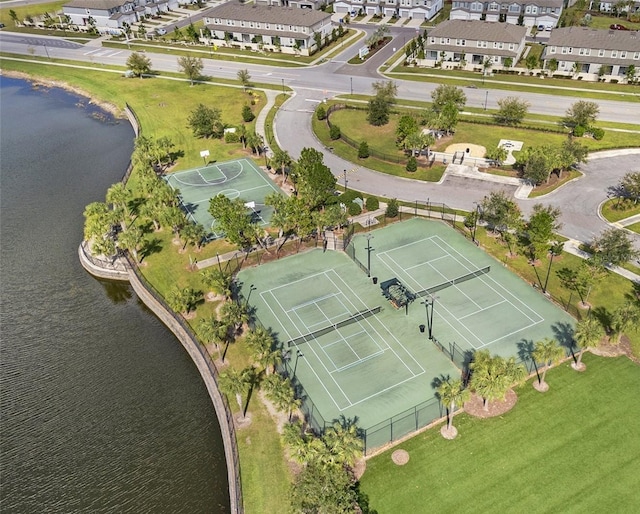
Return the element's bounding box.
[541,27,640,80]
[333,0,443,21]
[588,1,640,15]
[418,19,527,69]
[202,2,333,56]
[63,0,178,34]
[256,0,334,10]
[449,0,563,29]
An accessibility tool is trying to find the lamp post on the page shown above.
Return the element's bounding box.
[246,284,256,307]
[543,241,563,294]
[281,78,285,94]
[293,349,303,381]
[343,169,348,192]
[350,77,353,96]
[365,233,374,278]
[471,202,479,243]
[484,90,489,110]
[423,296,437,340]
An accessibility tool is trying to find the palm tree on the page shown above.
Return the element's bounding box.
[220,301,249,335]
[437,378,470,438]
[198,316,228,362]
[572,316,604,370]
[245,326,274,366]
[271,148,292,183]
[609,302,640,345]
[117,225,145,263]
[200,268,232,299]
[237,69,251,91]
[532,338,564,391]
[219,366,254,420]
[106,182,132,229]
[469,351,524,410]
[166,286,201,316]
[322,418,363,467]
[262,374,300,420]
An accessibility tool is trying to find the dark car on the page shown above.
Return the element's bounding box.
[610,24,629,30]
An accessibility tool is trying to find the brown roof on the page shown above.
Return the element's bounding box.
[547,27,640,52]
[429,20,527,43]
[206,1,332,27]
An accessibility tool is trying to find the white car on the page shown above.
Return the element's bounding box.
[155,28,167,36]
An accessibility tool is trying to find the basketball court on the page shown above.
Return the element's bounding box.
[164,158,282,237]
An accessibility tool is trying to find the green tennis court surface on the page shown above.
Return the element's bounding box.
[164,158,282,237]
[238,218,576,451]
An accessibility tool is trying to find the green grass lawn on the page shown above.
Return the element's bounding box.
[360,354,640,512]
[600,198,640,223]
[626,222,640,234]
[0,1,65,27]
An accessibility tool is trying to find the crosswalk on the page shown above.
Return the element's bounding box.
[83,48,126,57]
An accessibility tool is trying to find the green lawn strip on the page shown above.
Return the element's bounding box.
[312,113,445,182]
[101,40,307,68]
[360,354,640,512]
[626,221,640,234]
[0,58,267,170]
[264,93,289,153]
[583,14,640,31]
[0,1,66,26]
[384,68,640,102]
[221,342,292,514]
[600,198,640,223]
[528,169,582,198]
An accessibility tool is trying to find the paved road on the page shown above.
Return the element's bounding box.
[2,27,639,250]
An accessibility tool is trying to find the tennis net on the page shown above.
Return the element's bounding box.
[287,306,382,347]
[415,266,490,298]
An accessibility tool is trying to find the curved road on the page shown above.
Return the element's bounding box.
[1,27,639,249]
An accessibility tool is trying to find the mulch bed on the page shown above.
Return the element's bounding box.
[464,390,518,418]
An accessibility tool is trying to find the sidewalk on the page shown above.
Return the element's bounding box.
[562,239,640,283]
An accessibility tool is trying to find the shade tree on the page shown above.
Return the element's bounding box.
[187,104,224,139]
[177,56,204,85]
[126,52,152,78]
[563,100,599,131]
[590,228,640,267]
[494,96,529,126]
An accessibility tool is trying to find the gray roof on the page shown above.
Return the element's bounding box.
[547,27,640,52]
[453,0,563,7]
[206,1,332,27]
[429,20,527,43]
[64,0,131,9]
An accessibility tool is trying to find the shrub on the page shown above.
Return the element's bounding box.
[316,104,327,121]
[347,201,362,216]
[365,196,379,211]
[358,141,369,159]
[224,130,240,143]
[386,198,399,218]
[329,124,341,140]
[241,104,255,122]
[591,127,605,140]
[573,125,586,137]
[339,190,363,204]
[406,156,417,172]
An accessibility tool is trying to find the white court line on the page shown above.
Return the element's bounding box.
[326,272,424,375]
[404,254,449,272]
[376,235,439,255]
[243,159,282,193]
[273,286,353,408]
[289,292,340,311]
[83,49,102,55]
[430,237,542,324]
[458,299,509,321]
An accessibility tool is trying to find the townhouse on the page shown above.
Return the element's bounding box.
[202,2,333,56]
[333,0,444,21]
[63,0,178,34]
[542,26,640,80]
[449,0,563,29]
[418,19,527,69]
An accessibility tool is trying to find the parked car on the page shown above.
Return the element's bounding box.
[155,28,167,36]
[610,24,629,30]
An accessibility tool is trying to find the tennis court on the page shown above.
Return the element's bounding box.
[164,158,282,237]
[238,218,575,451]
[349,218,576,358]
[238,249,459,436]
